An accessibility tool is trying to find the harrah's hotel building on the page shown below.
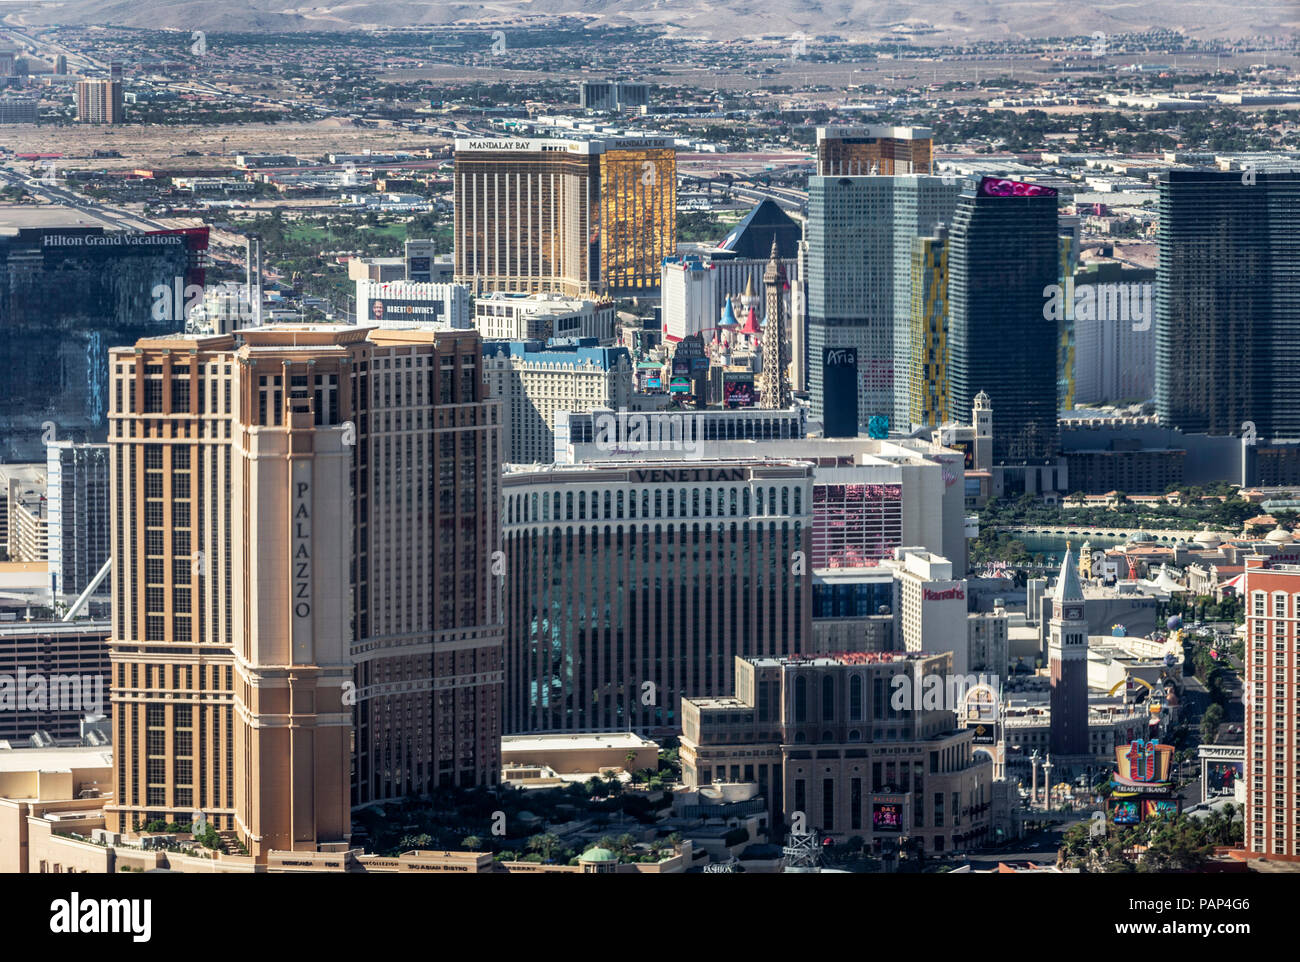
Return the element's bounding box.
[106,325,502,860]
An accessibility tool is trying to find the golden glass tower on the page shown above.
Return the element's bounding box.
[816,125,933,176]
[598,145,677,295]
[454,137,676,297]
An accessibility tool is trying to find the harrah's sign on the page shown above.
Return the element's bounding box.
[923,586,965,602]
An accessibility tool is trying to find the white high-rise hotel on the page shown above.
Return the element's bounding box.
[483,339,632,465]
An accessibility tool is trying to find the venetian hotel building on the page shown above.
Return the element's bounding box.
[502,460,812,735]
[106,326,501,860]
[454,137,676,297]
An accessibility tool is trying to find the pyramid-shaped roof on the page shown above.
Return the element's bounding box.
[716,199,801,259]
[1053,549,1084,603]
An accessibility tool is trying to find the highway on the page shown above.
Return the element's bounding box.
[731,182,808,214]
[0,165,168,231]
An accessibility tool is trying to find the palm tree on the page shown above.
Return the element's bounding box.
[527,832,562,862]
[461,835,483,851]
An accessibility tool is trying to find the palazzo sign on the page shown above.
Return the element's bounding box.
[291,462,312,660]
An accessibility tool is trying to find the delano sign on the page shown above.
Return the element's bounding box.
[291,462,312,662]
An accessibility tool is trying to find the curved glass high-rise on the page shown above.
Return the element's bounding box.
[947,177,1060,464]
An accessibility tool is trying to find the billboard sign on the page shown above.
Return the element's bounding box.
[822,347,859,439]
[872,803,902,831]
[723,372,755,408]
[368,298,444,322]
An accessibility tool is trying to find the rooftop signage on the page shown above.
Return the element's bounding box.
[978,176,1058,198]
[456,138,595,154]
[455,136,672,155]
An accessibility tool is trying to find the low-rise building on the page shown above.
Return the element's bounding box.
[681,652,994,855]
[354,278,471,329]
[500,732,658,775]
[473,291,615,342]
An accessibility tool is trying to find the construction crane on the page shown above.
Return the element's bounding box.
[61,557,111,622]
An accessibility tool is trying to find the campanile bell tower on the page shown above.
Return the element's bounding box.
[1049,547,1089,756]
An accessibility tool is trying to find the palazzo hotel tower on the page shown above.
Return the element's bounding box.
[106,325,502,860]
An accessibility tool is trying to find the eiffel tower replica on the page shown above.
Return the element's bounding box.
[756,237,791,410]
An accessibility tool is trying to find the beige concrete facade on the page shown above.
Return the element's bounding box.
[106,325,503,861]
[483,342,632,465]
[500,732,658,774]
[681,652,994,854]
[76,80,123,124]
[1244,559,1300,860]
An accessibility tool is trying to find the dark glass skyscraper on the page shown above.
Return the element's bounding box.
[947,176,1060,463]
[1155,169,1300,439]
[0,217,208,461]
